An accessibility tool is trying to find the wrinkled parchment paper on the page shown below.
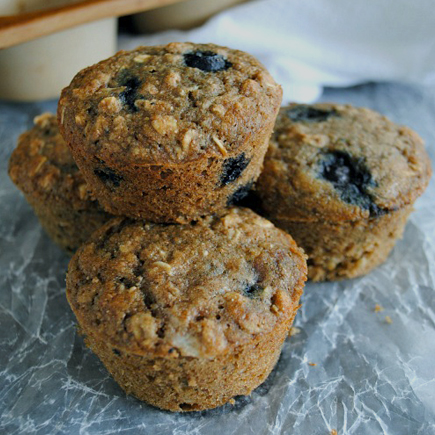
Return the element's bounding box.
[1,83,434,435]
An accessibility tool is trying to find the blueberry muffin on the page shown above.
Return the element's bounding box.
[256,104,432,281]
[8,113,112,254]
[58,42,282,223]
[66,207,307,411]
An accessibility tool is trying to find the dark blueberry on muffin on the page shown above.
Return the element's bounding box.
[220,153,250,186]
[319,151,375,209]
[118,75,142,112]
[287,104,338,123]
[94,166,124,188]
[184,50,232,72]
[227,181,254,206]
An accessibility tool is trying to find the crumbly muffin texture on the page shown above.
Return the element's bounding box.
[258,103,432,223]
[8,113,112,253]
[256,103,432,281]
[9,113,87,200]
[57,42,282,222]
[67,207,306,357]
[66,207,307,410]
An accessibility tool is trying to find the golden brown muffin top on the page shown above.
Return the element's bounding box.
[66,208,307,359]
[58,42,282,165]
[257,103,432,222]
[8,113,101,211]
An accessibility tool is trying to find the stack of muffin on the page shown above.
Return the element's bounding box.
[9,43,308,412]
[8,42,431,412]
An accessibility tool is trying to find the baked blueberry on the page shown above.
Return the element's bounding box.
[118,75,142,112]
[320,151,374,209]
[184,50,232,72]
[94,167,124,188]
[319,151,387,217]
[220,153,250,186]
[226,181,253,206]
[243,282,262,298]
[287,104,338,123]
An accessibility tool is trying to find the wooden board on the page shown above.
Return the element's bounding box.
[0,0,185,49]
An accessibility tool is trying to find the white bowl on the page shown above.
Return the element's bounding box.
[0,0,117,101]
[132,0,247,33]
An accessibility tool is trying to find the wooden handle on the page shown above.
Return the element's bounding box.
[0,0,185,49]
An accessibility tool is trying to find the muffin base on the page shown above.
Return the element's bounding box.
[68,124,273,223]
[272,205,412,281]
[82,311,294,412]
[25,194,111,254]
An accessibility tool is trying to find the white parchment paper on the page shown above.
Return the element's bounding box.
[1,83,434,435]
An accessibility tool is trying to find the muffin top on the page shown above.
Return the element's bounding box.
[66,207,307,359]
[58,42,282,165]
[8,113,103,211]
[257,103,432,222]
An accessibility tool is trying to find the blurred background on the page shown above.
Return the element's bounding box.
[1,0,434,102]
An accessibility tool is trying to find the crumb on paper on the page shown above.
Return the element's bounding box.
[290,327,301,336]
[308,362,317,367]
[374,304,384,313]
[385,315,393,324]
